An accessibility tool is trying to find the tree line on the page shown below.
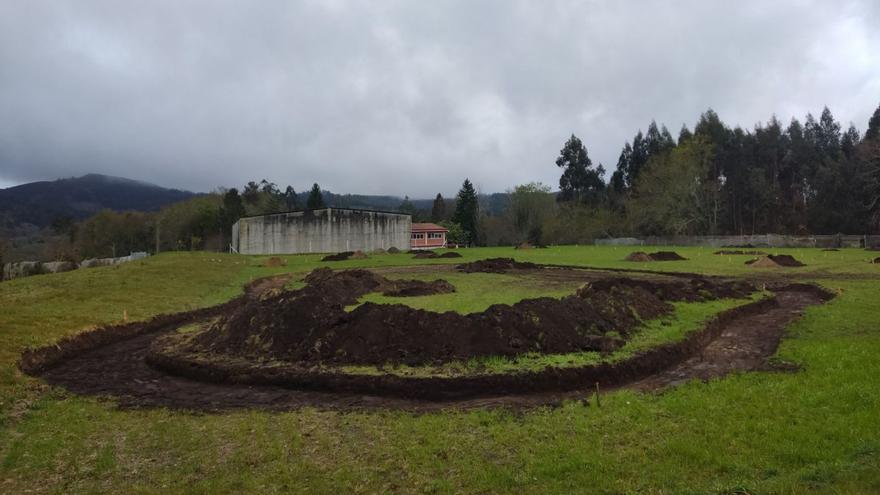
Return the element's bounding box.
[46,102,880,259]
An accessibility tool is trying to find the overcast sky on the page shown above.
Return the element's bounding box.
[1,1,878,196]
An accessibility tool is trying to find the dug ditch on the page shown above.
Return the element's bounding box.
[20,267,832,412]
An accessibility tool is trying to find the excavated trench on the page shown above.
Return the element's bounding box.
[20,264,832,412]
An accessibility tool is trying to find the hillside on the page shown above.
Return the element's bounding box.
[0,174,198,230]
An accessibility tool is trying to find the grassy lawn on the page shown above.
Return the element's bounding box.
[1,246,878,493]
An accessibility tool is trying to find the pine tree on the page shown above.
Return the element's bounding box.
[306,183,326,209]
[431,193,446,222]
[452,179,479,245]
[678,124,693,144]
[865,103,880,141]
[555,134,605,202]
[398,195,416,215]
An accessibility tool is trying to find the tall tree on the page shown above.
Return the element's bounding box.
[219,188,246,236]
[284,186,298,210]
[866,103,880,141]
[678,124,693,144]
[555,134,605,202]
[452,179,479,245]
[306,183,326,209]
[431,193,446,222]
[398,196,416,215]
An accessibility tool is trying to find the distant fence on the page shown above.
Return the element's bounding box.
[595,234,880,249]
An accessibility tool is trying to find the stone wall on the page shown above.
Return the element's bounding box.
[232,208,411,255]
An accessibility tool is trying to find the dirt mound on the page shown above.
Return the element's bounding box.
[321,251,354,262]
[714,250,767,256]
[821,248,840,252]
[382,279,456,297]
[872,257,880,264]
[457,258,539,273]
[263,257,287,267]
[351,250,368,259]
[624,252,653,262]
[387,246,401,254]
[438,252,462,258]
[648,251,687,261]
[170,269,754,369]
[412,251,439,259]
[747,254,805,268]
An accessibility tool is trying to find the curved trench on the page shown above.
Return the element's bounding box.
[21,274,831,412]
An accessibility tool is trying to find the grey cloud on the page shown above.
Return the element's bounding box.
[1,0,878,196]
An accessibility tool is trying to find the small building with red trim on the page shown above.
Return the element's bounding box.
[410,223,448,249]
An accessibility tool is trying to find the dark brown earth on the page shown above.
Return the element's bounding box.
[631,287,827,391]
[457,257,540,273]
[177,268,753,368]
[27,278,830,412]
[714,250,768,255]
[648,251,687,261]
[321,251,355,261]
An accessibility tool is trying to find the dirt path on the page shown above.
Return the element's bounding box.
[33,278,828,413]
[630,288,824,391]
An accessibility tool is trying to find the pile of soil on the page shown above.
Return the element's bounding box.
[321,251,354,262]
[871,257,880,264]
[624,252,653,262]
[746,254,806,268]
[351,250,368,259]
[412,251,439,259]
[387,247,401,254]
[438,252,462,258]
[263,257,287,267]
[649,251,687,261]
[381,279,456,297]
[172,270,754,368]
[714,250,767,255]
[456,258,539,273]
[624,251,687,262]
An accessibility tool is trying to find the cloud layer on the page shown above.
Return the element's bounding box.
[1,0,878,195]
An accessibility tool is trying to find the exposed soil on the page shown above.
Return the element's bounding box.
[649,251,687,261]
[747,254,806,268]
[714,250,768,255]
[412,251,439,259]
[27,280,831,412]
[872,257,880,264]
[632,286,829,391]
[438,251,462,258]
[381,279,456,297]
[181,271,748,368]
[321,251,354,261]
[387,246,401,254]
[457,257,540,273]
[625,251,687,261]
[262,256,287,267]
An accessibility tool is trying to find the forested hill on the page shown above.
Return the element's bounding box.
[0,174,197,229]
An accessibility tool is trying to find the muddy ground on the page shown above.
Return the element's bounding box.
[24,265,831,412]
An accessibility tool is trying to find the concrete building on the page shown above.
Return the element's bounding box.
[410,223,448,249]
[231,208,411,255]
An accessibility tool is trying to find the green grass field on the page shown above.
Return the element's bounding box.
[1,246,878,493]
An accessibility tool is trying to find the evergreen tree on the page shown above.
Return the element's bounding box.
[398,195,416,215]
[242,181,260,205]
[284,186,298,210]
[610,142,632,193]
[452,179,479,245]
[866,103,880,141]
[842,124,861,159]
[219,188,246,236]
[555,134,605,202]
[306,183,326,209]
[431,193,446,222]
[678,124,693,144]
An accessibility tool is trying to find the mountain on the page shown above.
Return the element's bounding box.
[0,174,198,230]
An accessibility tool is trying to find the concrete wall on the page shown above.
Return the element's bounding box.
[232,208,412,255]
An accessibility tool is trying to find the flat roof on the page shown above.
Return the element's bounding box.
[238,206,412,220]
[412,222,448,232]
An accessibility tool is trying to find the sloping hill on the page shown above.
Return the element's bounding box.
[0,174,197,229]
